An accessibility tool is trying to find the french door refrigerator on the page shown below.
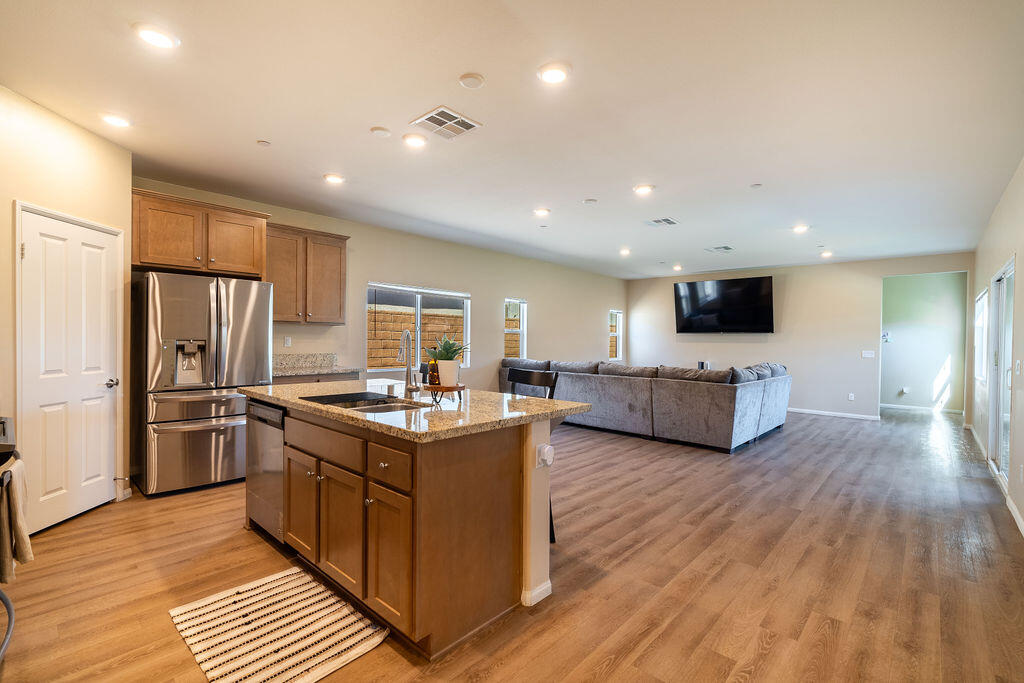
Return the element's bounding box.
[130,272,272,494]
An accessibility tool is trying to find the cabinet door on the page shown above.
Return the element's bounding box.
[318,462,365,596]
[365,482,413,634]
[283,446,318,562]
[135,196,205,269]
[208,210,265,275]
[305,235,346,324]
[266,226,306,322]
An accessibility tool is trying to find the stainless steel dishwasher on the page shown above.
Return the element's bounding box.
[246,401,284,542]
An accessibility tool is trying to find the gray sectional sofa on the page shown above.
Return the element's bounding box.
[499,358,792,452]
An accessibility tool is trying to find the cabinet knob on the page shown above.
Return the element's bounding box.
[210,257,216,263]
[316,474,325,481]
[364,498,374,506]
[194,256,201,261]
[378,461,389,470]
[306,312,311,317]
[305,470,314,478]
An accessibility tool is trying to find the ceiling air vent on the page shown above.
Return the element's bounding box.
[704,245,735,254]
[646,217,678,226]
[412,106,480,140]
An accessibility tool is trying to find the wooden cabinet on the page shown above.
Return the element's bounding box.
[266,223,348,324]
[366,482,413,634]
[284,446,318,562]
[319,462,365,595]
[132,189,268,278]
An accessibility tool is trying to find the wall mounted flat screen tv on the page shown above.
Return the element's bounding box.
[673,276,774,333]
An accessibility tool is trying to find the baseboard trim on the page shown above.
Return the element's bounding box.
[787,407,880,421]
[521,580,552,606]
[969,424,987,458]
[879,403,964,415]
[1006,493,1024,540]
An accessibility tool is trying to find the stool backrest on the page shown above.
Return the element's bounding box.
[507,368,558,399]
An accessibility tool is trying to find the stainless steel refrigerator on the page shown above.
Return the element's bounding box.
[130,272,272,494]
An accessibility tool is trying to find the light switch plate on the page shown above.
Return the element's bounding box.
[862,350,875,358]
[284,336,292,347]
[848,393,855,401]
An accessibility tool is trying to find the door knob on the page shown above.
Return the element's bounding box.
[104,378,120,389]
[364,498,374,506]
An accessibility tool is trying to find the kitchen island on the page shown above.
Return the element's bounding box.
[239,379,590,659]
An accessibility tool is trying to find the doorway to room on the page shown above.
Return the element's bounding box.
[989,260,1014,485]
[880,271,969,415]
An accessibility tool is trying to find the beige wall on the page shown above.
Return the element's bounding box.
[973,155,1024,511]
[0,86,132,492]
[626,252,974,419]
[132,178,627,390]
[880,272,968,412]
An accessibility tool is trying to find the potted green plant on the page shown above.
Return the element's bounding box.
[424,335,468,386]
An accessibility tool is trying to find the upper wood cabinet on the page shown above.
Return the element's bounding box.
[266,223,348,325]
[132,189,268,278]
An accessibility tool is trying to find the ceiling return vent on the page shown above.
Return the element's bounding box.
[412,106,480,140]
[645,217,678,226]
[704,245,735,254]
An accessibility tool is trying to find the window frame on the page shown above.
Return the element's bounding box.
[503,298,528,360]
[609,309,623,361]
[366,282,471,372]
[975,288,988,384]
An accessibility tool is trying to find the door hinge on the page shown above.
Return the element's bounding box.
[19,242,25,260]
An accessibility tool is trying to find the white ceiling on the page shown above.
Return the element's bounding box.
[3,0,1024,278]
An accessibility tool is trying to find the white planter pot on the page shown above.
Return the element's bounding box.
[436,360,459,386]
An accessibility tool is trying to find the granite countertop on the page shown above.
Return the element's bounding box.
[239,379,591,444]
[273,366,362,377]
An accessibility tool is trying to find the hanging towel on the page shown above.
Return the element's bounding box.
[0,456,33,583]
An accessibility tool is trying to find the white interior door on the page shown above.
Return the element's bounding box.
[17,205,122,533]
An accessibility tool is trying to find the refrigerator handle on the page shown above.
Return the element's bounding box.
[216,278,227,387]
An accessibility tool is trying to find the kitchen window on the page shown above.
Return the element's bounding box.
[609,309,623,361]
[504,298,527,359]
[366,283,471,370]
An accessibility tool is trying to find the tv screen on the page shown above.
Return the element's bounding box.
[673,276,774,333]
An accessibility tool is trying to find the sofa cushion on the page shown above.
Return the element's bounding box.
[598,362,658,378]
[550,360,600,374]
[767,362,788,377]
[730,366,758,384]
[748,362,772,380]
[657,365,733,383]
[500,358,550,371]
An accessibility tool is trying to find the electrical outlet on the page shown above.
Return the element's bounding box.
[848,393,855,401]
[284,336,292,348]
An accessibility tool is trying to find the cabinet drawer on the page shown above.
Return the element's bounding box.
[285,417,365,473]
[367,443,412,492]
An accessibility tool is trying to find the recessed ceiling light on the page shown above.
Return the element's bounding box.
[133,23,180,49]
[102,114,131,128]
[458,72,485,89]
[793,224,809,234]
[403,133,427,148]
[370,126,391,138]
[633,184,655,195]
[821,250,833,258]
[619,247,631,257]
[537,62,571,84]
[323,173,344,184]
[533,208,550,217]
[750,183,763,189]
[256,139,271,146]
[582,198,598,204]
[673,264,683,271]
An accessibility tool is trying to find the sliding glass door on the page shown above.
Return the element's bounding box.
[991,263,1014,481]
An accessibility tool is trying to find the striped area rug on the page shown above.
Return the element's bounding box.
[169,567,388,683]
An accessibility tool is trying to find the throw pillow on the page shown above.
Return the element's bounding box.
[730,366,757,384]
[658,365,732,383]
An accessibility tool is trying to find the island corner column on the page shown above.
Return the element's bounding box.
[521,418,552,606]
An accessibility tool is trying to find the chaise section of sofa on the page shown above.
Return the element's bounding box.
[652,377,765,451]
[553,372,655,436]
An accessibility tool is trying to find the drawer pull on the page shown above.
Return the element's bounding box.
[364,497,375,506]
[378,462,389,470]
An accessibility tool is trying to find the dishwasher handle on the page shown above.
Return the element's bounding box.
[247,401,284,429]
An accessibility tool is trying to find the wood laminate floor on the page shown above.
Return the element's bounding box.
[3,409,1023,682]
